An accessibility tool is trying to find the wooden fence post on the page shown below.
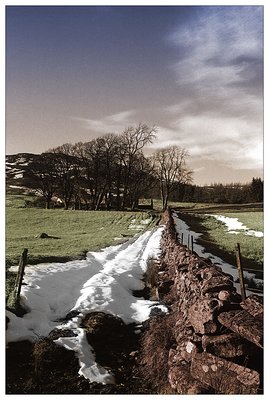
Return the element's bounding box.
[191,235,194,253]
[13,248,28,306]
[235,243,246,301]
[187,234,190,249]
[181,232,184,244]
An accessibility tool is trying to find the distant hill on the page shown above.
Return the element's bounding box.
[6,153,40,193]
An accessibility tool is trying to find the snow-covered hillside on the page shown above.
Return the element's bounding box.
[6,153,39,191]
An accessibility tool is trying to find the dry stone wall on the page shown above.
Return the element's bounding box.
[155,209,263,394]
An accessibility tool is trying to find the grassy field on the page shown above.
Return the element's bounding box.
[148,199,263,272]
[6,195,263,299]
[216,211,263,232]
[6,196,155,267]
[142,198,263,213]
[178,211,263,273]
[133,200,264,274]
[6,194,158,300]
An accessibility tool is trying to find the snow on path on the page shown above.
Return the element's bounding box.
[172,212,263,294]
[6,226,166,384]
[208,214,263,237]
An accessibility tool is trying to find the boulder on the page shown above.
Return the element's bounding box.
[218,310,263,348]
[240,295,263,319]
[168,363,205,394]
[35,232,49,239]
[201,275,234,295]
[187,298,222,334]
[191,352,259,394]
[201,332,252,358]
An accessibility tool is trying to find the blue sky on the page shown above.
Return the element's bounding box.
[6,5,263,184]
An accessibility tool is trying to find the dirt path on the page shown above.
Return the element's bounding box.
[6,228,165,394]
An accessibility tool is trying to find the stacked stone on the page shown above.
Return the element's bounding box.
[158,209,263,395]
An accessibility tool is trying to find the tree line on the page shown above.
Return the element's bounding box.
[23,124,263,210]
[170,178,263,204]
[24,124,192,210]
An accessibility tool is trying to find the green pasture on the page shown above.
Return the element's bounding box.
[6,194,156,300]
[6,195,154,268]
[152,199,264,271]
[141,198,263,214]
[179,212,263,272]
[6,195,263,301]
[216,212,264,232]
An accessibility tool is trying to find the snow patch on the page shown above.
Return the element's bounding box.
[128,217,152,231]
[55,329,115,384]
[8,185,26,190]
[208,214,263,238]
[6,226,166,384]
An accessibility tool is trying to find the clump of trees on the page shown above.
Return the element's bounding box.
[170,178,263,204]
[25,124,192,210]
[23,124,263,210]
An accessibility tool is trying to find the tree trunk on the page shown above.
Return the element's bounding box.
[122,183,128,209]
[131,196,139,211]
[163,194,169,210]
[64,198,70,210]
[105,191,112,210]
[160,181,166,210]
[95,189,105,210]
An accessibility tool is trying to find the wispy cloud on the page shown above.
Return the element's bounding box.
[72,109,137,134]
[160,6,263,172]
[169,6,263,91]
[151,111,262,170]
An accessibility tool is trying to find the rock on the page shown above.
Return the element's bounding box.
[201,333,251,358]
[240,295,263,319]
[34,232,60,239]
[181,340,201,361]
[218,310,263,348]
[129,350,138,358]
[158,279,174,295]
[199,267,223,280]
[187,299,221,334]
[218,290,233,301]
[155,209,263,394]
[35,232,49,239]
[168,348,184,366]
[191,352,260,394]
[168,363,205,394]
[201,276,234,295]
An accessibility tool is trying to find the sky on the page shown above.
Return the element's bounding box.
[5,5,264,185]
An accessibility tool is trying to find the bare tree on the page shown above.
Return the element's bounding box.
[120,123,157,209]
[47,144,81,210]
[151,146,192,210]
[26,124,158,211]
[92,134,120,210]
[25,153,59,209]
[128,153,156,210]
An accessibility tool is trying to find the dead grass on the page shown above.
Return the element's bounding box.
[138,312,177,393]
